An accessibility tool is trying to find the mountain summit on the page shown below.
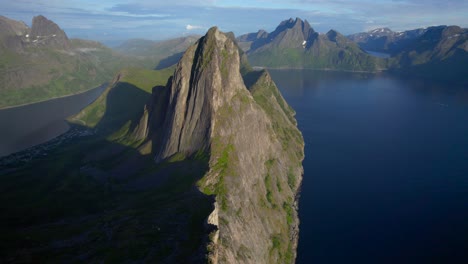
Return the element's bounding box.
[30,15,70,49]
[155,27,248,161]
[249,17,314,52]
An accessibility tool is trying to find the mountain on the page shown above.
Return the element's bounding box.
[127,27,304,263]
[346,25,468,83]
[115,35,200,69]
[236,29,268,51]
[29,15,71,49]
[1,27,304,263]
[0,15,146,108]
[388,25,468,82]
[238,17,383,71]
[347,27,427,54]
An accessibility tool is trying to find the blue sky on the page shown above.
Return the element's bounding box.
[2,0,467,45]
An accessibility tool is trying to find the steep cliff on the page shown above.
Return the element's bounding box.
[137,27,304,263]
[30,15,70,49]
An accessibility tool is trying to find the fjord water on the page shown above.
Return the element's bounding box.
[0,85,106,157]
[269,70,468,263]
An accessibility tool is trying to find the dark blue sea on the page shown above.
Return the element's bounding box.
[270,69,468,264]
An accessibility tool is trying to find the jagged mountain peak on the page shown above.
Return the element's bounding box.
[30,15,70,49]
[247,17,315,52]
[275,17,313,35]
[156,26,247,161]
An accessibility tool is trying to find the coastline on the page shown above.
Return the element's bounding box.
[254,66,388,74]
[0,83,108,110]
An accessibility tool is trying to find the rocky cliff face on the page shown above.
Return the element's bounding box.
[139,27,304,263]
[30,15,70,49]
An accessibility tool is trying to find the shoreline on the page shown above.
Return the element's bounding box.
[0,83,108,110]
[254,66,388,74]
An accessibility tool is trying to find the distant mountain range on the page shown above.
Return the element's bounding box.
[387,25,468,81]
[1,15,466,109]
[237,18,382,71]
[237,18,468,83]
[348,25,468,80]
[115,36,200,69]
[347,27,427,55]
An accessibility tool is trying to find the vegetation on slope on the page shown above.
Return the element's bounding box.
[69,67,173,129]
[0,38,151,108]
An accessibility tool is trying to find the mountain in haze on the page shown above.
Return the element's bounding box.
[115,35,200,69]
[347,27,427,54]
[237,17,383,71]
[0,15,148,108]
[387,25,468,82]
[1,27,304,263]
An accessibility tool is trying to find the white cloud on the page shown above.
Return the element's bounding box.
[186,24,204,30]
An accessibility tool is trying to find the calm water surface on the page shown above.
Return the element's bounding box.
[270,69,468,264]
[0,85,106,157]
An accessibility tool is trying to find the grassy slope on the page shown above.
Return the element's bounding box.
[0,40,156,108]
[69,66,173,128]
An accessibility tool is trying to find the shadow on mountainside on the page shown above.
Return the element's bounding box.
[0,79,214,263]
[155,52,185,70]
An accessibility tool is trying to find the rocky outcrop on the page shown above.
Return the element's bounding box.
[141,27,304,263]
[156,27,246,161]
[30,15,70,49]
